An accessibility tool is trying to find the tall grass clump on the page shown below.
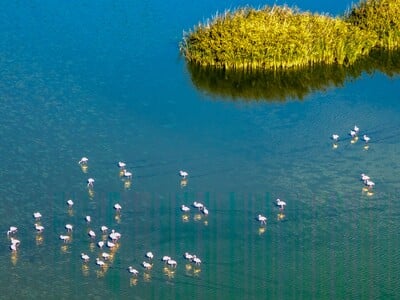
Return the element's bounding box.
[345,0,400,50]
[180,0,400,70]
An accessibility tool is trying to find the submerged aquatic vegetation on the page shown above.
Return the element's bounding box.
[180,0,400,70]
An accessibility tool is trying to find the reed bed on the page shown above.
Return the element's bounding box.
[180,0,400,70]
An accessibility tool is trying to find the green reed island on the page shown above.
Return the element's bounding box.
[180,0,400,70]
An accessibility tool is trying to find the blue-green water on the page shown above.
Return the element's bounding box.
[1,1,400,299]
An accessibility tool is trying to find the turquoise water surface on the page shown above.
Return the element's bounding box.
[1,1,400,299]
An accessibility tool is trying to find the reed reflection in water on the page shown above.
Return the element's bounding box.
[187,49,400,101]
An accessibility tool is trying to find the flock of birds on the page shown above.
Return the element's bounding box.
[331,125,376,195]
[331,125,371,150]
[5,157,208,283]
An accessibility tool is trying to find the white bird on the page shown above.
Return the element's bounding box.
[67,199,74,207]
[193,201,204,210]
[107,241,116,248]
[96,258,105,267]
[10,243,18,252]
[145,251,154,260]
[88,230,96,239]
[128,266,139,276]
[167,259,177,267]
[65,224,73,232]
[350,130,357,138]
[79,157,89,165]
[192,256,202,266]
[7,226,18,236]
[354,125,360,133]
[34,223,44,232]
[332,134,339,142]
[118,161,126,169]
[114,203,122,212]
[101,225,108,233]
[33,212,42,220]
[97,241,105,248]
[122,169,132,179]
[142,261,152,270]
[87,178,95,188]
[102,252,111,260]
[181,205,190,212]
[162,256,171,262]
[184,252,193,261]
[109,230,121,242]
[201,206,209,215]
[365,180,375,189]
[179,170,189,179]
[361,174,370,182]
[59,235,70,243]
[257,214,267,225]
[85,215,91,223]
[276,198,287,209]
[10,237,21,246]
[363,135,370,143]
[81,253,90,262]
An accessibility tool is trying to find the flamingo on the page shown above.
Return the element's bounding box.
[33,212,42,220]
[78,157,88,165]
[10,243,18,252]
[145,251,154,260]
[87,178,95,188]
[179,170,189,179]
[276,198,287,209]
[184,252,193,261]
[122,169,132,179]
[81,253,90,262]
[88,230,96,239]
[192,256,202,266]
[257,214,267,225]
[142,261,152,270]
[67,199,74,207]
[114,203,122,212]
[96,258,105,267]
[332,134,339,142]
[59,235,70,243]
[167,259,177,268]
[361,173,370,181]
[118,161,126,169]
[365,180,375,189]
[128,266,139,276]
[192,201,204,210]
[162,256,171,262]
[65,224,73,232]
[10,237,21,246]
[201,206,209,215]
[34,223,44,232]
[109,230,121,242]
[102,252,111,260]
[7,226,18,236]
[363,135,371,143]
[181,205,190,212]
[107,241,115,248]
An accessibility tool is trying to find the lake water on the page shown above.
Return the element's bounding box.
[1,1,400,299]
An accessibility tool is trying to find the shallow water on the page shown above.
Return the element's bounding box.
[1,1,400,299]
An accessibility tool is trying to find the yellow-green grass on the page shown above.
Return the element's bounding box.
[180,0,400,70]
